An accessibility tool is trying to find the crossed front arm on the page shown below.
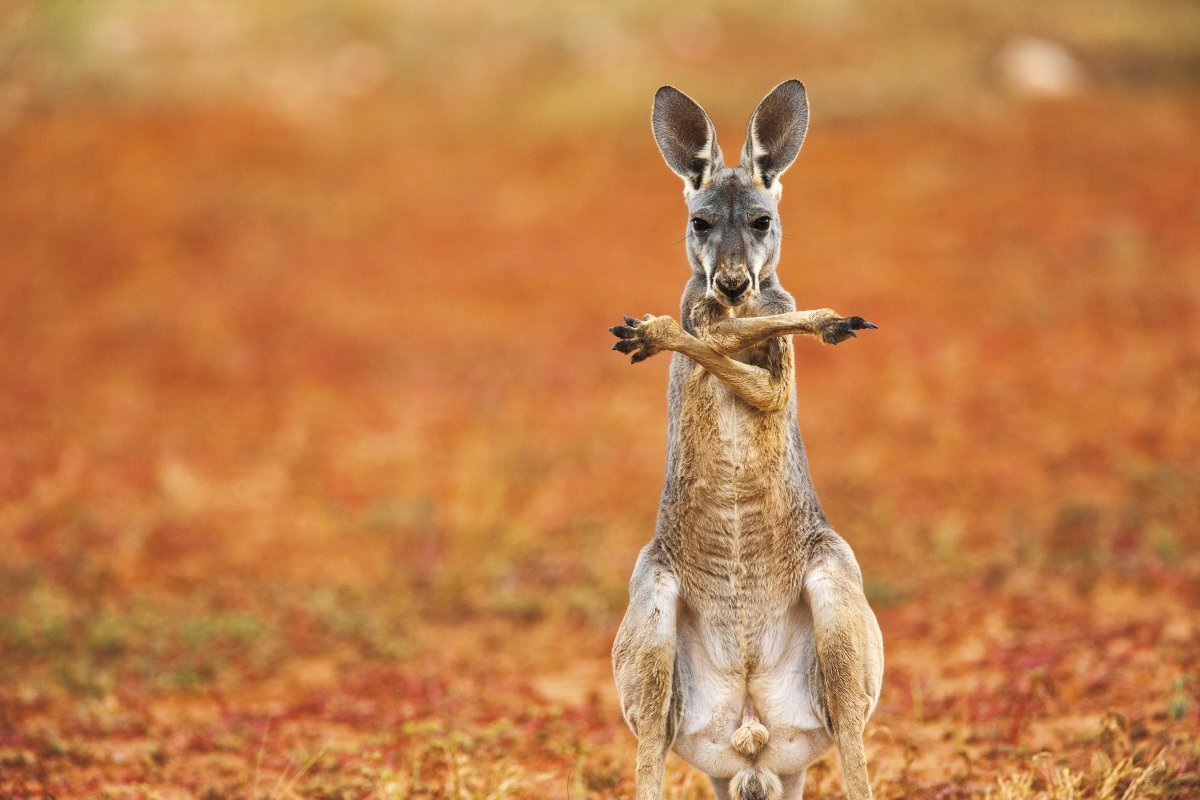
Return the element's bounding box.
[610,309,876,413]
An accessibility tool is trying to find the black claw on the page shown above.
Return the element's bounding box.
[848,316,878,330]
[612,340,638,353]
[631,351,650,364]
[610,326,636,339]
[623,315,638,326]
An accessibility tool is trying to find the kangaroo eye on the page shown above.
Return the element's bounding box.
[691,218,712,233]
[751,216,772,231]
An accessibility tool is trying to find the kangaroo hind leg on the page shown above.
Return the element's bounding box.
[804,535,884,800]
[612,547,681,800]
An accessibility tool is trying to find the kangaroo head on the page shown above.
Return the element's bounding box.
[652,80,809,308]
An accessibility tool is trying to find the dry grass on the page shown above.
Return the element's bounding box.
[1,2,1199,798]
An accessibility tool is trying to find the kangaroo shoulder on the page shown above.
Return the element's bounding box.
[757,284,796,315]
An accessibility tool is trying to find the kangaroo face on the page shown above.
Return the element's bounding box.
[652,80,809,310]
[686,167,780,308]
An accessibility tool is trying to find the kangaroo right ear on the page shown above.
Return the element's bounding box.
[741,80,808,196]
[652,86,723,196]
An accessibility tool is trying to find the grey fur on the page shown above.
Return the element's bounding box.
[610,81,884,800]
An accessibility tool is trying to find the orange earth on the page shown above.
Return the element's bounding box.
[1,4,1198,798]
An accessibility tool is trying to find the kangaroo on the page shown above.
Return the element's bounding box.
[609,80,884,800]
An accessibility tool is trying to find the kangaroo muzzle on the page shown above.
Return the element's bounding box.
[715,273,751,302]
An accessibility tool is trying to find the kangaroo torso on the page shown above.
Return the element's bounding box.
[654,282,834,777]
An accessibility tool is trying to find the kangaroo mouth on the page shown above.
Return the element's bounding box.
[713,277,753,306]
[711,292,752,309]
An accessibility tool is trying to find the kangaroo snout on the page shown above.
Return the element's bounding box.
[716,274,751,302]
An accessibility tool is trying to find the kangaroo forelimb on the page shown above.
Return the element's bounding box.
[701,309,878,354]
[611,314,790,412]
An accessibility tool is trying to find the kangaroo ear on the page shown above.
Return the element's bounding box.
[652,86,724,195]
[741,80,808,194]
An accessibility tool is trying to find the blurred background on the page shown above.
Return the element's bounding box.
[1,1,1197,798]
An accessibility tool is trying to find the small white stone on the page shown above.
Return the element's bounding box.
[998,36,1085,98]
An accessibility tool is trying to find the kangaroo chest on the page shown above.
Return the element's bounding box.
[667,369,803,615]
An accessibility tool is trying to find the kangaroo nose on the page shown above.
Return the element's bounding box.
[717,276,751,300]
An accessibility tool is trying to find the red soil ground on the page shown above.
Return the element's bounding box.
[1,63,1198,800]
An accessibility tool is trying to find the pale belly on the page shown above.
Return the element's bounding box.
[671,601,833,778]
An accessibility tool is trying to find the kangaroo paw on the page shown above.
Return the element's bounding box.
[821,314,878,345]
[609,314,682,363]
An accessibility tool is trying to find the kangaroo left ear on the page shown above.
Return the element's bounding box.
[652,86,724,197]
[741,80,808,196]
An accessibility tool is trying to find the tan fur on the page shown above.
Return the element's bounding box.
[612,81,884,800]
[731,721,770,757]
